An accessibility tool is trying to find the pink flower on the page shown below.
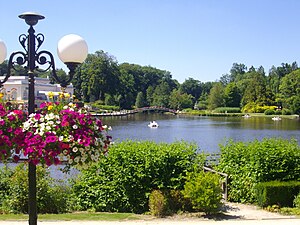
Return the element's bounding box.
[45,135,58,143]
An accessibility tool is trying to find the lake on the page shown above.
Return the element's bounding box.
[101,113,300,154]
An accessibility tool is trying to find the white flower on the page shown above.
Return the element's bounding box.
[63,150,68,155]
[59,136,64,141]
[72,124,78,129]
[74,156,80,163]
[72,147,78,152]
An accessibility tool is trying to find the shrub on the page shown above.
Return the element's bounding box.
[218,138,300,203]
[294,192,300,208]
[0,164,71,214]
[72,141,205,213]
[213,107,241,113]
[274,110,282,115]
[182,171,223,214]
[282,108,292,115]
[243,104,277,113]
[148,189,191,217]
[264,109,275,115]
[255,181,300,207]
[149,190,169,217]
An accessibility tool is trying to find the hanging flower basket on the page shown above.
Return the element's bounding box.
[0,101,111,171]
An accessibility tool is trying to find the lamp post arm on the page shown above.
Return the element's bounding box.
[0,51,27,86]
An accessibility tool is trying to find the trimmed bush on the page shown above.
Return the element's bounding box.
[72,141,204,213]
[213,107,241,113]
[182,171,223,214]
[255,181,300,207]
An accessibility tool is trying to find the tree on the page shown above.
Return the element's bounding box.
[224,82,241,107]
[152,82,171,107]
[146,86,154,106]
[135,92,146,108]
[169,89,193,110]
[229,63,247,81]
[279,69,300,113]
[180,78,202,102]
[207,82,224,110]
[76,51,120,102]
[241,71,267,106]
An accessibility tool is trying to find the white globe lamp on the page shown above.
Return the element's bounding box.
[0,39,7,64]
[57,34,88,64]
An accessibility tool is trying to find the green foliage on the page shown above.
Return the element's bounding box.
[207,82,225,110]
[224,82,241,107]
[182,171,223,214]
[255,181,300,207]
[0,164,71,214]
[71,141,204,213]
[279,69,300,114]
[148,190,169,217]
[264,109,275,115]
[135,92,146,108]
[148,189,190,217]
[218,138,300,203]
[213,107,241,113]
[169,89,193,110]
[242,103,277,113]
[282,108,292,115]
[294,192,300,208]
[91,101,119,112]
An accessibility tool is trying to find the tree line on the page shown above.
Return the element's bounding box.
[1,50,299,114]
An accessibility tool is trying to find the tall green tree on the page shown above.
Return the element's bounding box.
[224,82,241,107]
[207,82,224,110]
[152,82,171,107]
[241,71,267,106]
[279,69,300,113]
[180,78,202,103]
[169,89,193,110]
[75,51,120,102]
[135,92,146,108]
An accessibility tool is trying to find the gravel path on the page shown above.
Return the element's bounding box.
[0,202,298,225]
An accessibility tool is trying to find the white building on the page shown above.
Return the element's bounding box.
[0,76,73,106]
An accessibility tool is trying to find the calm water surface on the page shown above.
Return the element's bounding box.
[102,113,300,153]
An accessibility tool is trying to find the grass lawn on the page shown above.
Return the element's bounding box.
[0,212,146,221]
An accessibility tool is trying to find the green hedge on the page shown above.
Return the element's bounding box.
[255,181,300,207]
[217,138,300,203]
[71,140,204,213]
[213,107,241,113]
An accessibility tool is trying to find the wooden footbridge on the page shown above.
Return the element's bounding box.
[92,106,177,116]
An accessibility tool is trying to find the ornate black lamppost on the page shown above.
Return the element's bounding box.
[0,12,88,225]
